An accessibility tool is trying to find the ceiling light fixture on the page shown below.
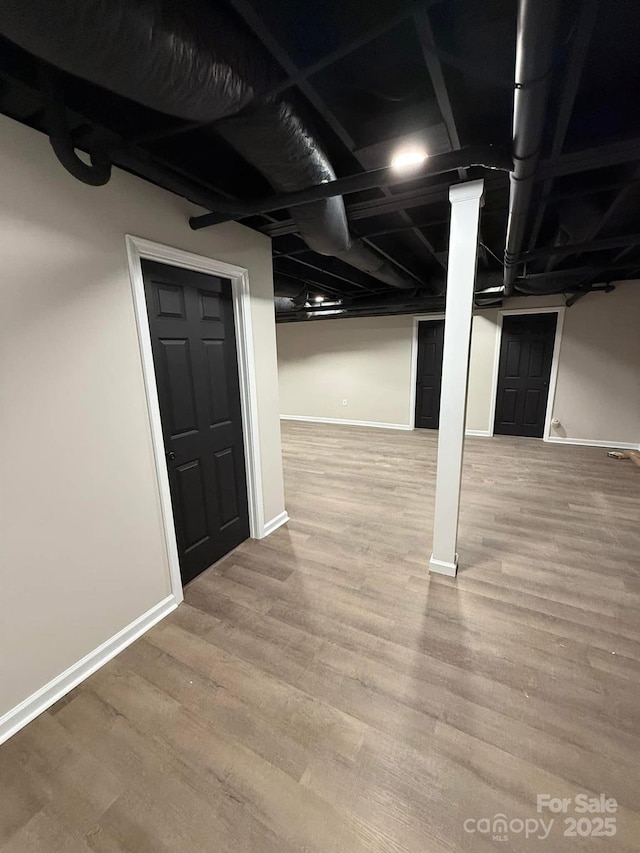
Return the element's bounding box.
[476,285,505,295]
[314,295,325,302]
[390,147,428,174]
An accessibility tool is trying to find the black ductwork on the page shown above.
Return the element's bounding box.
[274,270,514,321]
[273,277,308,302]
[40,65,112,186]
[0,0,420,290]
[273,277,311,315]
[504,0,559,295]
[189,145,511,225]
[0,0,276,121]
[543,201,601,272]
[215,101,424,288]
[275,296,302,314]
[190,137,509,290]
[215,101,351,257]
[277,294,446,322]
[514,272,586,295]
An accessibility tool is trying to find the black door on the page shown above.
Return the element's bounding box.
[142,260,250,585]
[494,313,557,438]
[415,319,445,429]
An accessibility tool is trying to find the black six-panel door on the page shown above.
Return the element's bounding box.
[142,260,249,585]
[494,313,557,438]
[415,319,445,429]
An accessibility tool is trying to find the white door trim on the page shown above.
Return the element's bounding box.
[125,235,265,601]
[409,313,446,429]
[488,306,565,440]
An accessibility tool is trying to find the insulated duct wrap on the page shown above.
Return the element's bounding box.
[0,0,275,121]
[273,277,307,302]
[204,100,416,286]
[335,239,418,289]
[275,296,299,313]
[216,101,351,256]
[516,202,602,293]
[538,201,602,277]
[515,272,586,295]
[0,0,419,290]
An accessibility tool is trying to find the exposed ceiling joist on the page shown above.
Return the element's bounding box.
[189,146,507,226]
[563,165,640,289]
[224,0,450,273]
[527,0,598,249]
[275,206,506,253]
[539,138,640,180]
[412,4,495,268]
[265,0,429,98]
[274,253,383,293]
[2,0,639,320]
[591,163,640,238]
[413,8,463,166]
[519,232,640,263]
[260,173,508,238]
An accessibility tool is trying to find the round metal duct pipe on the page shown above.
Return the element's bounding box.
[0,0,420,290]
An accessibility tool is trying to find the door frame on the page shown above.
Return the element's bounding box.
[409,314,446,428]
[125,235,265,600]
[488,306,565,440]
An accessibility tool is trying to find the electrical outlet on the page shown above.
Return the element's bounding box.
[342,399,347,406]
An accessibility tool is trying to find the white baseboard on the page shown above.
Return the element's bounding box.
[261,510,290,538]
[281,417,638,450]
[545,437,640,451]
[0,594,178,745]
[429,554,458,577]
[280,415,412,431]
[281,416,499,437]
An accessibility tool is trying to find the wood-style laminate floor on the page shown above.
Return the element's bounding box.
[2,421,640,852]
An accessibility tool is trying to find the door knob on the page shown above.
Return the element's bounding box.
[166,451,176,461]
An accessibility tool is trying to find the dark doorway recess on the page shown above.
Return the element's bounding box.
[142,260,250,585]
[415,319,445,430]
[494,313,557,438]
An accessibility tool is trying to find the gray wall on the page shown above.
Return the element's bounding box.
[278,315,416,426]
[0,114,285,719]
[277,287,640,445]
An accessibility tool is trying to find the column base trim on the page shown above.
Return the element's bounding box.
[429,554,458,577]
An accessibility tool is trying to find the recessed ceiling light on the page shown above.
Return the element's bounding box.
[390,148,428,173]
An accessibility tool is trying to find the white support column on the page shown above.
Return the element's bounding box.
[429,179,484,577]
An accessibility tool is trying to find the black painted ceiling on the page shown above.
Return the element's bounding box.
[1,0,639,318]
